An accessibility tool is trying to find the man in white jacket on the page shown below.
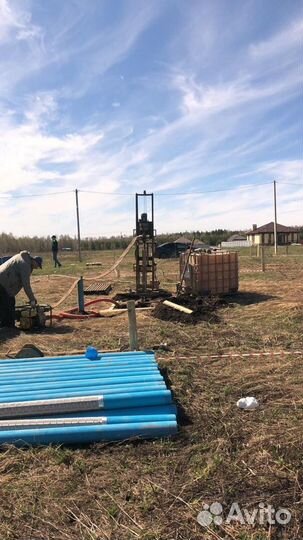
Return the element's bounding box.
[0,251,42,328]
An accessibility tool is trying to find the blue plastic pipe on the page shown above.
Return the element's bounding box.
[0,382,167,403]
[0,383,167,401]
[0,350,154,361]
[40,404,178,418]
[0,373,164,394]
[0,350,178,446]
[0,390,173,409]
[0,352,156,368]
[0,420,177,446]
[0,354,156,366]
[0,359,157,374]
[0,414,176,429]
[0,367,161,385]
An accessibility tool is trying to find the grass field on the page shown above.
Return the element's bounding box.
[0,246,302,540]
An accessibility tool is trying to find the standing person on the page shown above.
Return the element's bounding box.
[51,235,62,267]
[0,251,42,328]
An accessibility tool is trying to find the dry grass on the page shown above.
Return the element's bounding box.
[0,248,303,539]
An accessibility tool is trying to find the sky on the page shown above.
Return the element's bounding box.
[0,0,302,238]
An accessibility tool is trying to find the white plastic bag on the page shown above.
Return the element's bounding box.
[237,396,259,410]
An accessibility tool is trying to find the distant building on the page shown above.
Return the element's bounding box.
[156,238,209,258]
[174,236,192,244]
[155,242,188,259]
[174,237,208,249]
[227,234,247,242]
[246,222,300,245]
[221,233,251,249]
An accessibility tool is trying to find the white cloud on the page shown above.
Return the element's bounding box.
[174,66,300,117]
[249,19,303,59]
[0,2,301,237]
[0,96,105,191]
[0,0,35,41]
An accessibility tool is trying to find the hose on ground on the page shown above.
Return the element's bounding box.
[53,298,117,320]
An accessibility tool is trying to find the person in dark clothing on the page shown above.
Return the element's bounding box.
[0,251,42,328]
[51,235,62,267]
[0,285,16,327]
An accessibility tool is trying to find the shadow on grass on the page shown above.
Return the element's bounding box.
[0,326,21,343]
[224,291,276,306]
[29,325,74,335]
[160,366,192,427]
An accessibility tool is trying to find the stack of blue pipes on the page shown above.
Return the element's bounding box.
[0,350,178,446]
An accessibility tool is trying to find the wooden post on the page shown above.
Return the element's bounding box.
[78,277,85,313]
[285,244,289,256]
[127,300,138,351]
[257,244,260,257]
[261,247,265,272]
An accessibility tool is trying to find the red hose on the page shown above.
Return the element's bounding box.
[53,298,117,320]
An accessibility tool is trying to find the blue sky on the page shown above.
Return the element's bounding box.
[0,0,302,237]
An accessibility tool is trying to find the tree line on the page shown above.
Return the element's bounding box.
[0,227,302,254]
[0,233,133,254]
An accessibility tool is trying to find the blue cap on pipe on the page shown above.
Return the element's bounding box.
[85,346,100,360]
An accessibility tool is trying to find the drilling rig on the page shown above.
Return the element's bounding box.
[134,191,159,295]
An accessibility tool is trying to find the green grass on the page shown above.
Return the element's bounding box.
[36,249,130,277]
[0,249,302,539]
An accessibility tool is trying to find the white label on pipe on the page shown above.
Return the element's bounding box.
[0,417,108,430]
[0,395,104,418]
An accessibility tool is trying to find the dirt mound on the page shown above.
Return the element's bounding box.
[153,295,224,324]
[113,290,172,302]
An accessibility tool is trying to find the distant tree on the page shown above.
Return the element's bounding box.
[1,226,302,254]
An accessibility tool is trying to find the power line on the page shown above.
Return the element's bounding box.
[0,190,73,199]
[0,180,301,199]
[277,182,303,187]
[79,190,133,196]
[80,181,273,197]
[154,181,273,196]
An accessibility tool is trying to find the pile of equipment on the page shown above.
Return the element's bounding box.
[15,304,52,330]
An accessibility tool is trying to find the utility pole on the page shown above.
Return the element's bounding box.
[273,180,277,255]
[75,188,82,262]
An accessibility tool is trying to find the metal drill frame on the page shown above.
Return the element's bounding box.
[134,191,158,294]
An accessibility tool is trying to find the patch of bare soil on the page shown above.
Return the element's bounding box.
[153,294,225,324]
